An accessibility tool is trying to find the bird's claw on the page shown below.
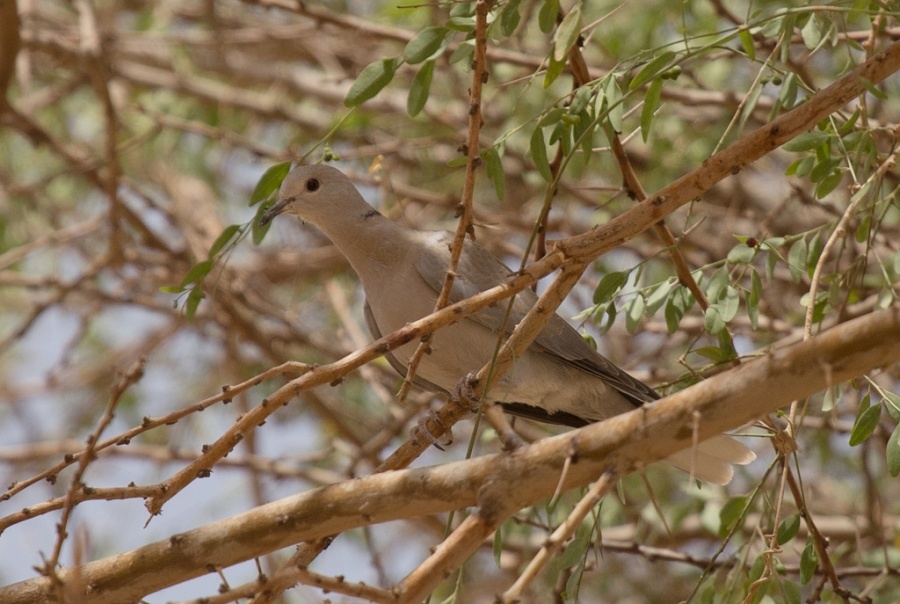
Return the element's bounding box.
[411,410,453,450]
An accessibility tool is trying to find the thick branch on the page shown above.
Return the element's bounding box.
[3,307,898,603]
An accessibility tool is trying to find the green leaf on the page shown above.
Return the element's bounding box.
[593,271,627,304]
[788,238,808,283]
[705,265,730,301]
[208,224,241,259]
[497,0,522,38]
[403,27,452,64]
[553,5,581,63]
[800,538,818,584]
[883,390,900,421]
[625,295,645,333]
[739,28,756,61]
[252,199,275,245]
[449,40,475,70]
[493,523,503,567]
[604,77,623,132]
[849,403,881,446]
[801,13,822,50]
[640,78,663,143]
[179,259,213,288]
[718,496,747,537]
[694,345,732,363]
[664,297,683,333]
[483,146,505,201]
[887,422,900,477]
[407,60,435,117]
[538,0,559,34]
[782,131,830,153]
[250,162,291,206]
[748,270,762,330]
[629,51,676,90]
[776,514,801,545]
[556,525,590,570]
[704,305,725,334]
[815,170,842,199]
[185,285,205,320]
[645,278,673,315]
[727,241,756,264]
[543,54,566,88]
[530,127,553,182]
[718,286,740,322]
[344,57,398,107]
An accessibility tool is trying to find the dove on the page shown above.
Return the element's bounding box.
[261,164,755,483]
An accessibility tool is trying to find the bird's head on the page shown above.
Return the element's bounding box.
[259,164,362,227]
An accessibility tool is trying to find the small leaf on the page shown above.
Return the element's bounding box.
[748,270,762,330]
[407,60,435,117]
[403,27,452,64]
[252,199,275,245]
[629,51,676,90]
[543,55,566,88]
[538,0,559,34]
[665,297,683,333]
[849,403,881,446]
[179,259,213,288]
[208,224,242,259]
[344,57,398,107]
[694,345,732,363]
[185,285,205,320]
[739,28,756,61]
[493,523,503,567]
[887,422,900,477]
[801,13,822,50]
[625,295,645,333]
[718,286,740,322]
[800,538,818,584]
[884,391,900,421]
[553,5,581,63]
[449,40,475,69]
[556,525,590,570]
[782,131,830,152]
[645,278,673,315]
[530,127,553,182]
[704,305,725,334]
[815,171,842,199]
[705,266,730,301]
[776,514,801,545]
[727,242,756,264]
[483,147,505,201]
[250,162,291,206]
[497,0,522,37]
[604,77,623,132]
[788,238,808,283]
[640,78,663,143]
[718,496,747,537]
[593,271,627,304]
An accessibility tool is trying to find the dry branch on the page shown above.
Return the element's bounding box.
[2,306,898,603]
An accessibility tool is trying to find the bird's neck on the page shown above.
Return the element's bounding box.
[317,208,413,281]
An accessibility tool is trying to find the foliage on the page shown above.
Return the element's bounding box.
[0,1,899,602]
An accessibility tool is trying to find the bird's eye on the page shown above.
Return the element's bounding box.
[305,178,320,192]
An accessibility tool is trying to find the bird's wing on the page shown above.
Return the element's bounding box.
[415,232,658,407]
[363,300,449,393]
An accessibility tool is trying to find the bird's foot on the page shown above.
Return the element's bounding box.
[411,410,453,450]
[453,372,481,412]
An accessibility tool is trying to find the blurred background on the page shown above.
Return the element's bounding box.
[0,1,898,602]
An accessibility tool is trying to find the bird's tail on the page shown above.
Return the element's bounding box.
[665,435,756,485]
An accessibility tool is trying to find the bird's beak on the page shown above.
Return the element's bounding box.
[259,195,294,227]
